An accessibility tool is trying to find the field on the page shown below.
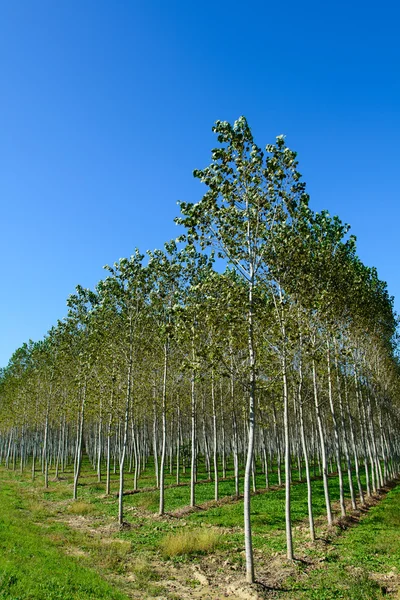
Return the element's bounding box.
[0,458,399,599]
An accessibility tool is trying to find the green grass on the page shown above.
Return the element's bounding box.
[0,481,129,599]
[340,484,400,573]
[280,483,400,599]
[0,459,398,599]
[286,567,386,600]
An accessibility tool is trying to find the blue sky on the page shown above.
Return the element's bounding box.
[1,1,399,367]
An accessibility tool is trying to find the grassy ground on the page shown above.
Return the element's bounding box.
[0,458,398,599]
[0,478,129,599]
[277,481,400,599]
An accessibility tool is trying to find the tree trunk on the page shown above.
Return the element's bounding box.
[73,382,86,500]
[312,354,333,525]
[190,335,197,508]
[159,341,168,516]
[118,334,133,526]
[211,370,219,501]
[244,273,256,584]
[297,335,315,541]
[326,340,345,517]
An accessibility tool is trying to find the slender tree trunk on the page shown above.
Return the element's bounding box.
[133,423,140,491]
[169,415,174,475]
[159,341,168,516]
[335,349,357,510]
[379,406,390,484]
[5,429,13,469]
[73,382,86,500]
[244,272,256,584]
[220,381,227,480]
[211,370,219,501]
[44,412,49,489]
[202,394,211,480]
[20,425,25,474]
[312,353,333,525]
[261,427,269,490]
[297,335,315,541]
[176,404,181,485]
[152,381,159,489]
[366,390,383,488]
[190,334,197,508]
[119,330,133,526]
[344,372,365,505]
[32,429,37,482]
[273,406,282,487]
[106,412,112,495]
[232,407,239,497]
[278,297,293,560]
[326,340,345,517]
[97,399,103,483]
[354,370,372,496]
[55,418,63,479]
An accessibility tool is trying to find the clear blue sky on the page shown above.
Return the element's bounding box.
[1,1,399,367]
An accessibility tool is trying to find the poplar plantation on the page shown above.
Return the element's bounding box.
[1,117,399,584]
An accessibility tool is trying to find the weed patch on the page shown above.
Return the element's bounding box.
[66,501,98,515]
[160,527,222,558]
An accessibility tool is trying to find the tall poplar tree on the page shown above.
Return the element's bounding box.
[177,116,309,580]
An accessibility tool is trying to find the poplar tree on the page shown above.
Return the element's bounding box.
[177,116,309,579]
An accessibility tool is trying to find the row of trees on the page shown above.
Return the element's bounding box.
[1,117,399,582]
